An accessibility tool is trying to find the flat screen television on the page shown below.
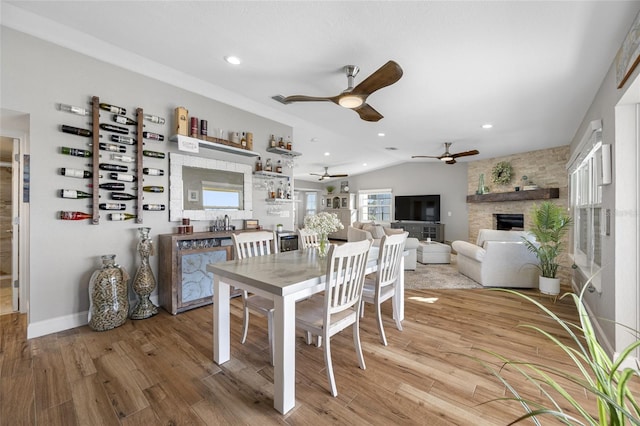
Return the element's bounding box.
[394,194,441,222]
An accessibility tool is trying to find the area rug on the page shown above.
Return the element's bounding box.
[404,255,482,290]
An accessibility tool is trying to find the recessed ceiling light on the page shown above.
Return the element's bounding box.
[482,123,493,129]
[324,152,330,156]
[384,147,398,151]
[224,56,241,65]
[363,163,368,166]
[378,132,385,137]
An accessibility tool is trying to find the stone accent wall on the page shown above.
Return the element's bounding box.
[466,145,571,283]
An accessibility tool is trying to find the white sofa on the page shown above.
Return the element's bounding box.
[451,229,539,288]
[347,221,419,270]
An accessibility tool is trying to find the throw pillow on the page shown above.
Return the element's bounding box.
[363,223,386,239]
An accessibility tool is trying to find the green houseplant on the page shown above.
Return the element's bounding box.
[475,286,640,425]
[522,201,572,295]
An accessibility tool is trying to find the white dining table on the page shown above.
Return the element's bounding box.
[207,246,405,414]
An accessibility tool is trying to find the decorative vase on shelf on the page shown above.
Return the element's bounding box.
[131,227,158,319]
[88,254,129,331]
[318,233,330,257]
[477,174,485,195]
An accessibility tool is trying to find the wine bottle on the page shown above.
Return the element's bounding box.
[99,203,126,211]
[143,167,164,176]
[143,114,165,125]
[110,192,136,200]
[61,146,92,157]
[110,153,135,163]
[109,173,136,182]
[61,124,92,137]
[59,189,93,199]
[99,103,126,115]
[99,182,125,190]
[60,168,92,179]
[59,211,92,220]
[143,204,165,211]
[109,213,137,221]
[142,131,164,141]
[255,156,263,172]
[57,103,89,116]
[276,160,282,173]
[142,150,165,159]
[110,135,136,145]
[94,142,126,153]
[112,114,137,126]
[99,163,128,172]
[100,123,129,134]
[142,185,164,193]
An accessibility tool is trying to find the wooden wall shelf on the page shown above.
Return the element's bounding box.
[466,188,560,203]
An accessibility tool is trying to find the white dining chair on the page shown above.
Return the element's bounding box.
[361,232,408,346]
[297,228,319,249]
[295,239,372,397]
[231,231,278,364]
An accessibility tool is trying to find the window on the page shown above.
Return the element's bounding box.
[569,123,603,291]
[202,180,243,210]
[358,189,392,222]
[304,192,317,217]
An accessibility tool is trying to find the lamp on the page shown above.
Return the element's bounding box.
[338,95,363,109]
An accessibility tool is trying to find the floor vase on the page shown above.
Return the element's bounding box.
[88,254,129,331]
[131,227,158,319]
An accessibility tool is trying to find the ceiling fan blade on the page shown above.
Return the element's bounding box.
[273,94,339,104]
[328,174,349,178]
[353,103,383,122]
[446,159,457,165]
[350,61,403,98]
[411,155,441,159]
[451,149,480,158]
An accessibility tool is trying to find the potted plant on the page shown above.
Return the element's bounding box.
[276,223,283,233]
[326,185,336,194]
[522,201,572,296]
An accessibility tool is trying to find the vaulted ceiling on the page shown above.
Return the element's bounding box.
[3,1,639,181]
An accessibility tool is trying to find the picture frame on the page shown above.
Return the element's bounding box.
[188,190,199,202]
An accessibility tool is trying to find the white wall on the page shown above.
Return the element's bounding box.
[341,161,469,242]
[0,27,293,336]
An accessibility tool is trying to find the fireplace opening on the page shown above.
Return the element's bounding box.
[494,213,524,231]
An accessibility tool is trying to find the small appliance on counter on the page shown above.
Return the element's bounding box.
[277,230,298,252]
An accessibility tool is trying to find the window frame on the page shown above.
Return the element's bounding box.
[357,188,393,223]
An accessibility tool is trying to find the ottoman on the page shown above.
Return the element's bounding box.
[417,241,451,264]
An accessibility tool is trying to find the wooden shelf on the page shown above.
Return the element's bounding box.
[466,188,560,203]
[169,134,260,157]
[266,146,302,157]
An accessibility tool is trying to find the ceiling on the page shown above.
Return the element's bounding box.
[4,1,640,182]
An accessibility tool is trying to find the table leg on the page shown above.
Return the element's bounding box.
[213,276,230,364]
[273,295,296,414]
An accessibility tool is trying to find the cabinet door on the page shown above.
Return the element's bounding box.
[177,246,232,311]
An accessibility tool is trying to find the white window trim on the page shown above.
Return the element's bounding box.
[357,188,393,223]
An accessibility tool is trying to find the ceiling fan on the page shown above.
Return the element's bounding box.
[272,60,403,122]
[411,142,479,165]
[310,167,348,181]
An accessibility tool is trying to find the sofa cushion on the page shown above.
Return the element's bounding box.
[363,223,386,239]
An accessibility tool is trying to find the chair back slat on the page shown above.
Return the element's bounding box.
[232,231,278,260]
[324,240,372,317]
[298,228,319,249]
[376,232,408,289]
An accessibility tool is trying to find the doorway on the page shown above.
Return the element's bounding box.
[0,136,18,315]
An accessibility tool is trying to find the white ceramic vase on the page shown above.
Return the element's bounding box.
[539,276,560,295]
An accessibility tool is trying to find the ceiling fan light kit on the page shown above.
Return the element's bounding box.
[272,60,403,122]
[412,142,479,165]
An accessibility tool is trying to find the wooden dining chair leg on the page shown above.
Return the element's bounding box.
[241,296,250,344]
[375,299,388,346]
[267,311,274,366]
[353,315,366,370]
[323,332,338,397]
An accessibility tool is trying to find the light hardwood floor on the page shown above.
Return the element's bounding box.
[1,288,634,425]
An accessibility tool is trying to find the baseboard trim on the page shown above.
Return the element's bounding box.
[27,295,160,339]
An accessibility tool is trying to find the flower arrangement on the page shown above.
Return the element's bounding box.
[304,212,343,236]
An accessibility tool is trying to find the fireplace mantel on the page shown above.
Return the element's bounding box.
[466,188,560,203]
